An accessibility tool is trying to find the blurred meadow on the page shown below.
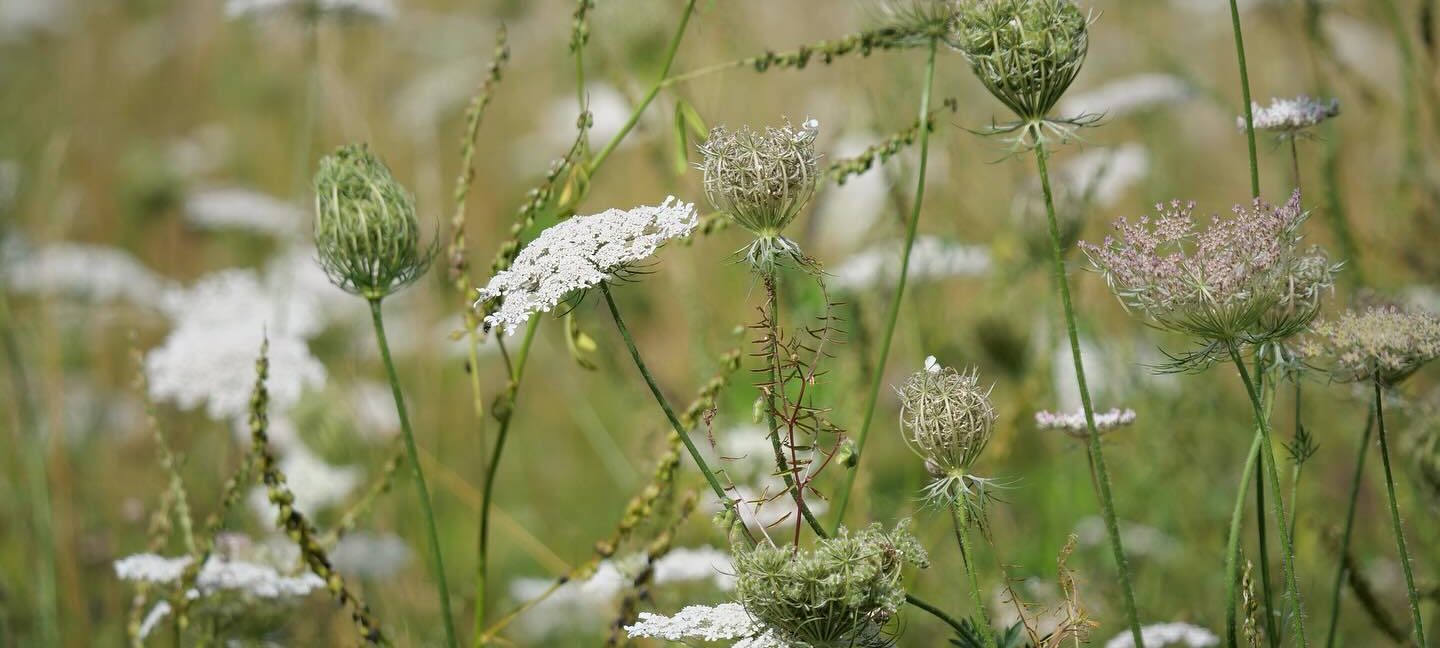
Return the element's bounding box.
[1,0,1439,646]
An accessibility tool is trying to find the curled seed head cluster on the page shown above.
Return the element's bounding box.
[699,119,820,268]
[313,143,432,301]
[734,522,929,648]
[1081,189,1326,343]
[897,357,997,476]
[950,0,1090,123]
[1301,306,1440,386]
[1240,95,1340,135]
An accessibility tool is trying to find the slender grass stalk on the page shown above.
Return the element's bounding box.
[0,295,59,647]
[831,36,938,531]
[1288,138,1303,195]
[952,503,995,648]
[292,16,321,199]
[1225,430,1265,648]
[1253,362,1279,647]
[1227,345,1308,646]
[599,284,753,543]
[1033,137,1146,647]
[1227,0,1261,199]
[368,299,457,648]
[1372,381,1428,647]
[1323,402,1374,648]
[473,316,537,646]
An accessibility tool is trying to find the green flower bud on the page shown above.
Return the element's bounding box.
[313,144,432,301]
[951,0,1090,123]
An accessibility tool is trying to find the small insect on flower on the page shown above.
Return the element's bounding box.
[897,356,999,508]
[313,143,433,301]
[1302,305,1440,387]
[699,119,821,272]
[950,0,1097,146]
[1239,96,1339,138]
[474,197,697,335]
[1080,189,1333,354]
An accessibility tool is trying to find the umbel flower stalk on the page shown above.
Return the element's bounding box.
[953,1,1146,645]
[313,144,457,648]
[1304,306,1440,647]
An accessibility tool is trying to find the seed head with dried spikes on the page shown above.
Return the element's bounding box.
[698,119,821,271]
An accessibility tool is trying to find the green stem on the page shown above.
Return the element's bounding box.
[473,316,538,647]
[1323,402,1374,648]
[831,36,938,531]
[761,273,825,543]
[952,503,995,648]
[1228,0,1261,199]
[368,299,457,648]
[1228,346,1308,646]
[1254,362,1279,647]
[600,284,755,544]
[1225,430,1265,648]
[292,16,320,200]
[0,295,59,646]
[1373,382,1427,647]
[586,0,696,176]
[1034,138,1146,647]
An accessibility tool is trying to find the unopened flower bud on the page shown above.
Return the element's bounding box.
[313,143,432,301]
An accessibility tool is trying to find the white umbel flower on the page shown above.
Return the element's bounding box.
[184,187,305,238]
[1035,407,1137,436]
[476,197,697,335]
[1240,96,1339,134]
[114,553,324,599]
[1061,74,1192,118]
[114,554,193,584]
[225,0,395,20]
[626,603,791,647]
[4,243,174,308]
[1105,622,1220,648]
[831,235,990,291]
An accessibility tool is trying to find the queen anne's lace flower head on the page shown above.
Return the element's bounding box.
[699,120,820,271]
[1104,621,1219,648]
[1081,190,1329,345]
[226,0,395,21]
[734,522,928,648]
[475,197,697,335]
[1036,407,1136,438]
[1239,96,1339,135]
[897,357,999,507]
[626,603,790,647]
[314,143,431,301]
[1302,306,1440,386]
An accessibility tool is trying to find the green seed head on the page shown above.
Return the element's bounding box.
[734,522,928,647]
[951,0,1090,122]
[896,357,997,476]
[313,143,432,301]
[699,119,820,241]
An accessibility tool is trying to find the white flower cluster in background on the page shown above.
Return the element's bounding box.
[145,260,347,421]
[1105,622,1219,648]
[1060,74,1192,118]
[477,197,697,335]
[1035,407,1137,436]
[225,0,395,20]
[114,553,324,599]
[1075,515,1179,560]
[508,545,735,640]
[831,235,990,291]
[1241,96,1340,134]
[1054,144,1150,208]
[626,603,791,647]
[4,242,175,308]
[184,187,305,238]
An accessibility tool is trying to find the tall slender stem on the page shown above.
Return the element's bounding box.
[761,273,824,543]
[0,295,59,646]
[1228,0,1261,199]
[831,36,938,530]
[952,503,995,648]
[1228,346,1308,646]
[473,316,538,646]
[1253,362,1279,647]
[1225,430,1265,648]
[292,16,321,200]
[368,299,458,648]
[1033,138,1146,647]
[1323,402,1374,648]
[1373,381,1427,647]
[1288,138,1303,196]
